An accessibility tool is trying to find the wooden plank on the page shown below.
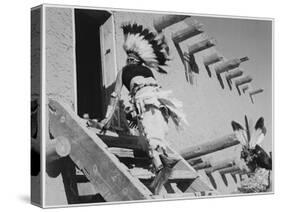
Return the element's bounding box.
[180,134,239,160]
[48,99,152,202]
[169,170,198,182]
[132,169,198,183]
[205,160,236,175]
[98,134,146,153]
[108,147,134,158]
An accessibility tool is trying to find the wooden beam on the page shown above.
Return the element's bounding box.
[219,165,240,175]
[203,53,223,77]
[46,136,71,164]
[180,134,239,160]
[193,161,211,170]
[225,69,243,90]
[205,160,236,175]
[48,99,152,201]
[235,75,253,87]
[225,69,244,81]
[133,169,198,183]
[240,84,251,93]
[235,75,253,95]
[97,134,145,153]
[172,21,203,43]
[153,15,190,32]
[215,57,249,75]
[249,88,264,103]
[188,158,203,166]
[215,57,248,89]
[187,38,216,55]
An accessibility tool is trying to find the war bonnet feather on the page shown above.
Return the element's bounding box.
[121,23,169,72]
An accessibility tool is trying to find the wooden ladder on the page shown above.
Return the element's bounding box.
[48,99,218,203]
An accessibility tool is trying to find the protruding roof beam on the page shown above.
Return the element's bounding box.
[153,15,190,32]
[249,88,264,103]
[172,21,204,43]
[203,52,223,77]
[235,75,253,95]
[225,69,244,90]
[215,57,249,89]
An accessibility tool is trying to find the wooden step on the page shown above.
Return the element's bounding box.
[48,99,217,201]
[130,168,198,183]
[48,99,152,201]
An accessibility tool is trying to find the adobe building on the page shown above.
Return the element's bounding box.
[31,5,273,206]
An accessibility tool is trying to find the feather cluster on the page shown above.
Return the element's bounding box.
[121,23,169,70]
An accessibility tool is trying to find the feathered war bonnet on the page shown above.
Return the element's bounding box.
[121,23,169,73]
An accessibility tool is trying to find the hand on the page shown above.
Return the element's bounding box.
[86,119,103,129]
[99,119,111,134]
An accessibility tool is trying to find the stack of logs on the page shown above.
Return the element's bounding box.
[42,129,247,190]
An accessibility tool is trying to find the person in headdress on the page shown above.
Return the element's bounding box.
[99,23,188,194]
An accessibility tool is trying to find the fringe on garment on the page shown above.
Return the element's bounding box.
[131,87,189,129]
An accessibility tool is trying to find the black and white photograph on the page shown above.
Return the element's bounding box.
[31,4,273,208]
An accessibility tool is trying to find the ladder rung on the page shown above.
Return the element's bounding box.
[130,168,198,182]
[169,170,198,182]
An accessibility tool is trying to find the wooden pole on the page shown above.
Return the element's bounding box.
[225,69,244,89]
[205,160,236,175]
[203,53,223,77]
[240,84,250,93]
[249,88,264,103]
[230,169,247,176]
[249,88,264,96]
[235,75,253,87]
[215,57,249,75]
[153,15,190,32]
[215,57,248,89]
[235,75,253,95]
[180,134,239,160]
[193,161,211,170]
[187,38,216,55]
[188,158,203,166]
[219,165,240,175]
[46,136,71,163]
[172,21,203,43]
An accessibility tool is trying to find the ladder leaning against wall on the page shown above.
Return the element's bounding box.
[47,98,218,203]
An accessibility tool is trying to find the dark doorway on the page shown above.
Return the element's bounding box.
[75,9,111,119]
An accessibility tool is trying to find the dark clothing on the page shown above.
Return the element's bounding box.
[241,145,272,172]
[122,64,155,90]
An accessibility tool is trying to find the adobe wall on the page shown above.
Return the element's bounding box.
[42,8,272,203]
[112,12,272,160]
[45,7,76,110]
